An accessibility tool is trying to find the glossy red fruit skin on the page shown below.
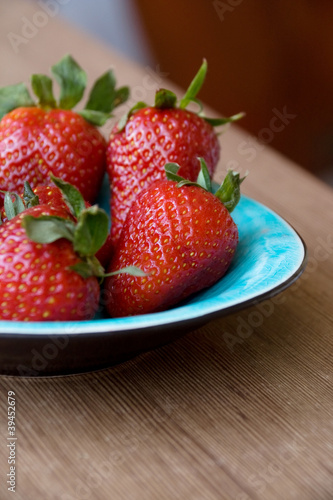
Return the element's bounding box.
[106,107,220,245]
[104,180,238,317]
[33,184,72,210]
[0,107,106,206]
[0,205,100,321]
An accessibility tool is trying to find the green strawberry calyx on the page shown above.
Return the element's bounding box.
[1,177,144,280]
[22,177,145,279]
[22,207,107,279]
[165,158,246,213]
[117,59,244,131]
[0,182,40,224]
[0,54,129,126]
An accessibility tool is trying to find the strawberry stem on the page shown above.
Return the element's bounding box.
[155,89,177,109]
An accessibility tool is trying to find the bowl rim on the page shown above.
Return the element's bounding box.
[0,195,307,337]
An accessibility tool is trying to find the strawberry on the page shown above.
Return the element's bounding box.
[31,183,69,210]
[45,176,114,269]
[0,179,143,321]
[106,59,243,246]
[0,54,129,206]
[0,183,70,224]
[104,159,244,317]
[0,204,101,321]
[1,177,114,268]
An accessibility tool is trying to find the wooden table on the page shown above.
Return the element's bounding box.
[0,2,332,499]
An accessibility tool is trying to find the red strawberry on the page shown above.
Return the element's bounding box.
[0,177,114,269]
[0,54,129,206]
[104,159,244,317]
[0,177,144,321]
[33,183,73,211]
[106,60,243,246]
[0,181,80,226]
[0,204,101,321]
[39,176,114,269]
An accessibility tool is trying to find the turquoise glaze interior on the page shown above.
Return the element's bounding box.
[0,179,306,335]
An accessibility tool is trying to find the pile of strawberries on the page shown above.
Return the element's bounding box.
[0,55,243,321]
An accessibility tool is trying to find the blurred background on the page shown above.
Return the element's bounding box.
[9,1,333,185]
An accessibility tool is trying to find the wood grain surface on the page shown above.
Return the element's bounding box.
[0,2,332,499]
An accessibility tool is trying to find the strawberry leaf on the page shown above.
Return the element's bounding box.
[203,112,245,127]
[179,59,207,109]
[23,182,39,208]
[84,69,129,116]
[79,109,111,126]
[72,261,146,279]
[104,266,147,278]
[164,163,185,183]
[22,215,76,243]
[165,161,210,190]
[4,192,25,219]
[114,86,130,108]
[51,54,87,110]
[31,74,56,110]
[73,206,109,257]
[50,175,86,218]
[0,83,35,120]
[195,158,212,191]
[77,68,129,125]
[85,69,116,113]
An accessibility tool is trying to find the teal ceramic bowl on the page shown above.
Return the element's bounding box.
[0,182,307,376]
